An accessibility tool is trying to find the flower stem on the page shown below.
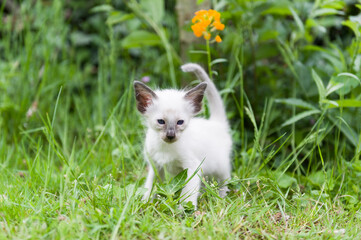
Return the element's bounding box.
[206,39,212,79]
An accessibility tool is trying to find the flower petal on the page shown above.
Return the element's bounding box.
[215,35,222,42]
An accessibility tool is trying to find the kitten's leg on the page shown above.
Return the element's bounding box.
[142,167,155,201]
[219,182,230,198]
[218,171,231,198]
[142,164,164,201]
[180,167,202,209]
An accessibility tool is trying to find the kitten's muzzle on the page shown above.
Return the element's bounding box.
[165,129,176,143]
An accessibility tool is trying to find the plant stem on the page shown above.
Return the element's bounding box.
[235,47,244,150]
[206,39,212,79]
[350,37,360,72]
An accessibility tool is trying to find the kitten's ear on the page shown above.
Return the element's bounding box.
[184,82,207,114]
[134,81,158,114]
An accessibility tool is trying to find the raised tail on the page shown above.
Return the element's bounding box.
[181,63,228,124]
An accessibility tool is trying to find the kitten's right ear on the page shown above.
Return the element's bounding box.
[134,81,158,114]
[184,82,207,114]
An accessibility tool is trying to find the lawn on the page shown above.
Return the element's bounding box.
[1,0,361,239]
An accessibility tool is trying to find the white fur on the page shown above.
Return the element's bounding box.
[137,63,232,209]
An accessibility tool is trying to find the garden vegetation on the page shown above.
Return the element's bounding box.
[1,0,361,238]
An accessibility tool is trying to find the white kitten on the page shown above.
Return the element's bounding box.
[134,63,232,209]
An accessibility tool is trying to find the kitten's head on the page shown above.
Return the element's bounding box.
[134,81,207,143]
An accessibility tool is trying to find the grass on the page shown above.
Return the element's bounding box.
[1,0,361,239]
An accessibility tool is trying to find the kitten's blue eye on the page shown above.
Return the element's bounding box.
[157,119,165,124]
[177,120,184,125]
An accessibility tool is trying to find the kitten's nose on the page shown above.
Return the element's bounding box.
[166,130,175,141]
[166,134,175,140]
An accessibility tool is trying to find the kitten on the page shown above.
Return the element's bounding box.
[134,63,232,209]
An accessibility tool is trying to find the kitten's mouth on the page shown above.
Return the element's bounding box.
[163,137,177,143]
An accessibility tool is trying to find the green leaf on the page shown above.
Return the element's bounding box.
[290,7,304,34]
[312,69,326,102]
[308,171,325,187]
[70,32,94,46]
[337,72,361,83]
[258,30,279,42]
[140,0,164,24]
[328,115,358,147]
[342,20,360,38]
[91,4,114,13]
[326,82,344,96]
[311,8,343,18]
[277,173,297,188]
[305,18,317,28]
[350,14,361,25]
[121,30,161,49]
[167,169,188,194]
[321,1,345,10]
[303,45,345,72]
[322,99,339,107]
[275,98,317,110]
[330,73,360,95]
[352,160,361,171]
[310,190,329,199]
[281,109,320,127]
[219,88,235,95]
[245,106,258,133]
[189,50,208,55]
[326,99,361,108]
[211,58,228,66]
[262,6,292,16]
[107,11,134,26]
[300,128,326,145]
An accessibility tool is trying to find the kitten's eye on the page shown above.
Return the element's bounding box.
[177,120,184,125]
[157,119,165,124]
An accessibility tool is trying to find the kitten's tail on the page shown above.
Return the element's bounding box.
[181,63,228,124]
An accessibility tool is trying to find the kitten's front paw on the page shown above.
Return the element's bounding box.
[142,190,151,202]
[219,186,230,198]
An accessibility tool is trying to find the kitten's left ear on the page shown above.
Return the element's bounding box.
[134,81,158,114]
[184,82,207,114]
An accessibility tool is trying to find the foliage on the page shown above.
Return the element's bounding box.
[1,0,361,238]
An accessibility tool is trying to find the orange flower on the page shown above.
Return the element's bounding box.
[191,24,203,37]
[204,32,211,40]
[208,9,220,21]
[192,10,208,23]
[215,35,222,43]
[212,21,225,31]
[191,9,225,42]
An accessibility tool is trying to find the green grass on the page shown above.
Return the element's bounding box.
[1,0,361,239]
